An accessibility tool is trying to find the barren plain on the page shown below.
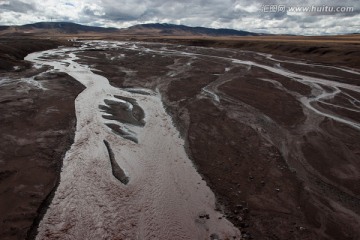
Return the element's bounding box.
[0,37,359,239]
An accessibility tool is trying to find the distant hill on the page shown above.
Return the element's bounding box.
[0,22,118,36]
[124,23,260,36]
[21,22,118,33]
[0,22,261,37]
[0,26,9,31]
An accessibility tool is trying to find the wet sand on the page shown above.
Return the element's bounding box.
[26,46,240,239]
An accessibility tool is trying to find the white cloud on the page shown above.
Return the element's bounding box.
[0,1,10,6]
[0,0,359,35]
[234,1,261,13]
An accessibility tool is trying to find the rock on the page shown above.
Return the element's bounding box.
[210,233,220,240]
[299,226,306,231]
[242,233,253,239]
[199,213,210,219]
[240,222,249,228]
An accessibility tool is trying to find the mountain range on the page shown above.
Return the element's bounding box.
[0,22,260,37]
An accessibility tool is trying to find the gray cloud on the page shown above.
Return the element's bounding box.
[0,0,359,35]
[0,0,34,13]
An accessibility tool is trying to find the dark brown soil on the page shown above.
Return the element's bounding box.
[0,41,84,240]
[219,72,305,127]
[103,140,129,185]
[0,38,71,72]
[135,37,360,69]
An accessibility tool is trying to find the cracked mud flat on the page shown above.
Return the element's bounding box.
[68,41,359,240]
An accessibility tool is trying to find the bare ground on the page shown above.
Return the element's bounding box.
[76,42,360,239]
[0,38,359,239]
[0,40,84,239]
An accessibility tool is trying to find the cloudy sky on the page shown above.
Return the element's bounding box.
[0,0,359,35]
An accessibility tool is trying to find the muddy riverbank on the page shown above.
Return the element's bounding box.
[1,39,359,239]
[0,39,84,239]
[76,41,360,239]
